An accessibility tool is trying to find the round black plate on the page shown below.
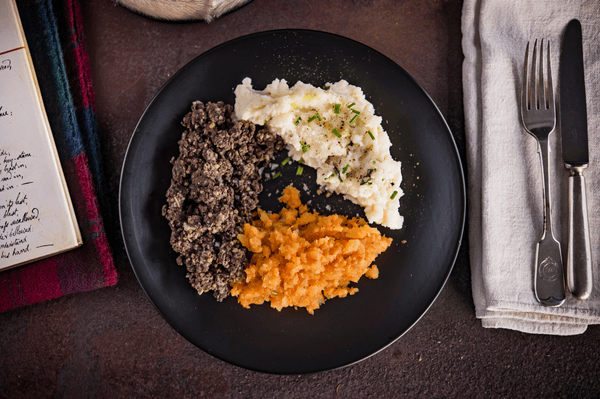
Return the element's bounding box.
[119,29,465,374]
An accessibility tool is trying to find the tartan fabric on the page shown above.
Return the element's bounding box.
[0,0,117,312]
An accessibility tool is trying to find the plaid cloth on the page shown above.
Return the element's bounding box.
[0,0,117,312]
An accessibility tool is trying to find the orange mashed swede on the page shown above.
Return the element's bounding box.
[231,185,392,314]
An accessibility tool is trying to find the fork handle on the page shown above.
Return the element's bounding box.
[535,236,566,306]
[566,166,593,300]
[535,137,566,306]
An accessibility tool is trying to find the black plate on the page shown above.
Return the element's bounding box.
[119,29,465,374]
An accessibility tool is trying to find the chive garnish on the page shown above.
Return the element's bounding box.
[323,85,330,90]
[361,178,372,186]
[349,114,359,124]
[308,113,321,123]
[294,117,302,126]
[334,104,341,114]
[296,166,304,175]
[338,174,344,183]
[282,157,291,166]
[390,191,398,200]
[324,173,335,180]
[367,130,375,140]
[271,291,278,295]
[351,109,360,115]
[301,142,310,153]
[273,171,281,179]
[347,102,356,108]
[342,164,350,174]
[332,128,342,138]
[299,158,304,164]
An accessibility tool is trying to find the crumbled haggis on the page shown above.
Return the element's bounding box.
[162,101,285,300]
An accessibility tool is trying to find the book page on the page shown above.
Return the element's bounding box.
[0,0,82,270]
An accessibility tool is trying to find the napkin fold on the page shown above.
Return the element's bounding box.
[0,0,116,313]
[462,0,600,335]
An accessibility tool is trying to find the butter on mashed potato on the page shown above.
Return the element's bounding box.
[234,78,403,229]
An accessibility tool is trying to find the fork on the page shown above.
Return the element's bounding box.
[520,39,566,307]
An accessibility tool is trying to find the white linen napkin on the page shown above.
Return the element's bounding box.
[462,0,600,335]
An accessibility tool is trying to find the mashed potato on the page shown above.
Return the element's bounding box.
[234,78,403,229]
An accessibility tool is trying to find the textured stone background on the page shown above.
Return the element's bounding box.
[1,0,599,397]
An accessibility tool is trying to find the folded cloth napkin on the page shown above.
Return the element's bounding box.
[0,0,116,312]
[462,0,600,335]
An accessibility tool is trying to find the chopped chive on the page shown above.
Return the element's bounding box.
[324,173,335,180]
[342,164,350,174]
[308,112,321,123]
[334,104,341,114]
[351,109,361,115]
[316,113,322,121]
[323,85,330,90]
[333,167,343,182]
[294,116,302,126]
[347,102,356,108]
[299,158,304,164]
[367,130,375,140]
[332,128,342,138]
[273,171,281,179]
[361,178,372,186]
[282,157,291,166]
[296,166,304,175]
[301,141,310,153]
[349,114,359,124]
[271,291,278,295]
[264,119,267,124]
[390,191,398,200]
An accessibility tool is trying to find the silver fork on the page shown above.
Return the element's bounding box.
[521,39,566,307]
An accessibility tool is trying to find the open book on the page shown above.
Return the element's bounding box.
[0,0,82,271]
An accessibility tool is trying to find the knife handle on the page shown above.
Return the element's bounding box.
[567,166,593,299]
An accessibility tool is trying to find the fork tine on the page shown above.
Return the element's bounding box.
[532,39,539,110]
[521,38,556,132]
[538,40,545,109]
[522,41,531,111]
[545,39,554,111]
[537,39,545,110]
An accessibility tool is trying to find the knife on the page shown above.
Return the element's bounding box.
[559,19,593,300]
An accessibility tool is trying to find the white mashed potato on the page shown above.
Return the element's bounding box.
[234,78,403,229]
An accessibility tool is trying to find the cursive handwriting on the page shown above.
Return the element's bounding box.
[0,59,11,72]
[0,148,39,261]
[0,105,11,118]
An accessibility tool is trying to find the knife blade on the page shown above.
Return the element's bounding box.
[559,19,593,300]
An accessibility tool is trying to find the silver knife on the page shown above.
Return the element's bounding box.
[559,19,593,300]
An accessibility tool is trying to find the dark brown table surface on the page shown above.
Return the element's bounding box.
[2,0,600,397]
